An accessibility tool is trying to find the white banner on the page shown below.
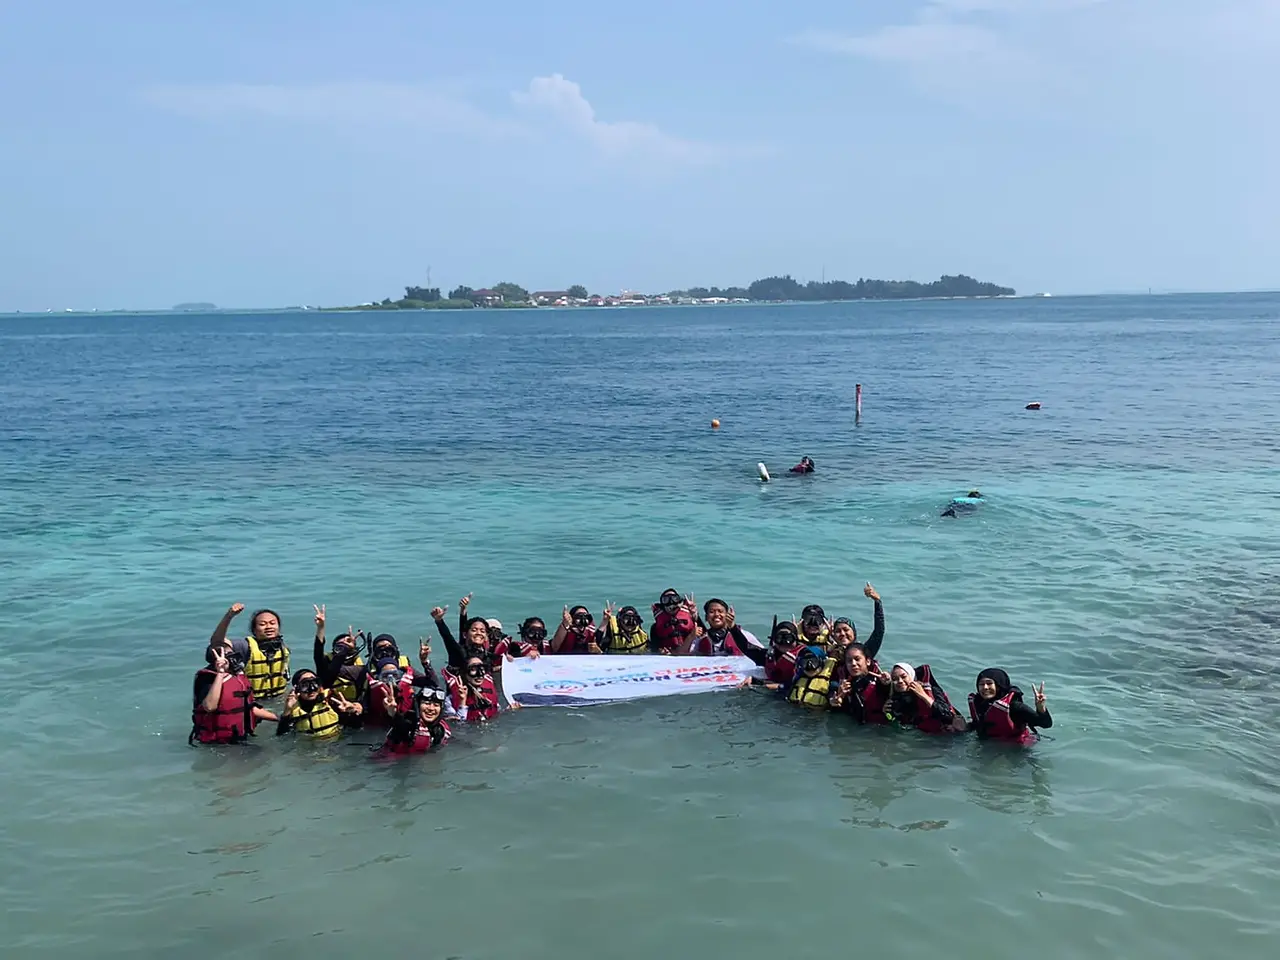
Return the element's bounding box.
[502,655,764,707]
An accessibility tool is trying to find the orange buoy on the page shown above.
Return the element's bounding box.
[1025,402,1041,410]
[711,419,721,429]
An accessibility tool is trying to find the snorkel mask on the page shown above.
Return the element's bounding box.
[332,635,358,664]
[770,617,800,649]
[801,604,826,632]
[618,606,643,632]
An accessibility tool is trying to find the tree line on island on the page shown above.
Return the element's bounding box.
[347,274,1015,310]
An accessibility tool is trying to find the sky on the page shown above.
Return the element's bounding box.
[1,0,1278,310]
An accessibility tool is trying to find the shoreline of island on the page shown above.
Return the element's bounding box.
[329,274,1019,311]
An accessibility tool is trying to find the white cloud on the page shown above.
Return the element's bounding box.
[142,75,714,164]
[511,74,713,163]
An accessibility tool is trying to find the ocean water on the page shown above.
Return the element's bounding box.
[2,295,1279,959]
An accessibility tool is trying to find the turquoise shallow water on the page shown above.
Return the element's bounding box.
[2,295,1280,959]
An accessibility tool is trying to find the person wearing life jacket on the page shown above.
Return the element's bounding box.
[739,618,804,689]
[600,603,650,654]
[693,599,761,657]
[310,604,370,705]
[829,641,890,724]
[190,612,279,744]
[784,645,839,707]
[966,669,1051,744]
[798,604,832,649]
[276,669,362,739]
[650,589,698,654]
[378,685,452,756]
[495,617,547,660]
[228,607,291,699]
[551,604,603,654]
[788,456,815,474]
[827,583,885,660]
[455,594,506,672]
[879,662,965,734]
[364,657,417,728]
[443,654,503,723]
[367,633,414,676]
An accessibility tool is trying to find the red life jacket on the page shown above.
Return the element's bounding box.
[968,691,1036,744]
[190,670,256,744]
[365,677,415,727]
[847,674,889,724]
[557,626,597,655]
[696,632,747,660]
[765,643,802,684]
[884,665,959,734]
[445,671,500,722]
[383,719,452,755]
[650,610,694,651]
[495,637,538,660]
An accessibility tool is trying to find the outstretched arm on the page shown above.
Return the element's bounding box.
[209,603,245,648]
[863,584,885,662]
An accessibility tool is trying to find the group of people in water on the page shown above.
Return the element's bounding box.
[191,584,1053,757]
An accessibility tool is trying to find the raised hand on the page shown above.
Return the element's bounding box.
[459,593,473,611]
[726,605,736,629]
[561,606,572,628]
[227,602,245,619]
[683,593,697,612]
[864,582,880,602]
[284,690,298,712]
[1033,682,1047,711]
[313,604,326,629]
[419,639,432,662]
[381,684,398,714]
[430,606,447,622]
[212,651,230,674]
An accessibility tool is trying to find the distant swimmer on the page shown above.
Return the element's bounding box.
[788,456,815,475]
[941,490,984,519]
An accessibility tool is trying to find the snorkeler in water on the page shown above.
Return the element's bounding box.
[789,457,815,474]
[941,490,984,518]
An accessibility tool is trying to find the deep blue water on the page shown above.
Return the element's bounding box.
[2,295,1279,959]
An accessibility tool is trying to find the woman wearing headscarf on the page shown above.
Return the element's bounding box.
[966,669,1051,743]
[878,662,965,734]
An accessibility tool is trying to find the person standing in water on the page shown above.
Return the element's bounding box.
[190,604,279,744]
[693,599,760,656]
[378,685,451,756]
[599,603,650,654]
[965,669,1051,743]
[827,583,885,660]
[227,607,290,699]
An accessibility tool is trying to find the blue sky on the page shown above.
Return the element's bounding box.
[2,0,1277,310]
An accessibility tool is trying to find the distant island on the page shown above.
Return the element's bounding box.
[172,302,217,312]
[331,274,1015,311]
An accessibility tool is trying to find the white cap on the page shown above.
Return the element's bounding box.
[486,618,503,631]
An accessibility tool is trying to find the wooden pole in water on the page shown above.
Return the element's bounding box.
[856,383,863,418]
